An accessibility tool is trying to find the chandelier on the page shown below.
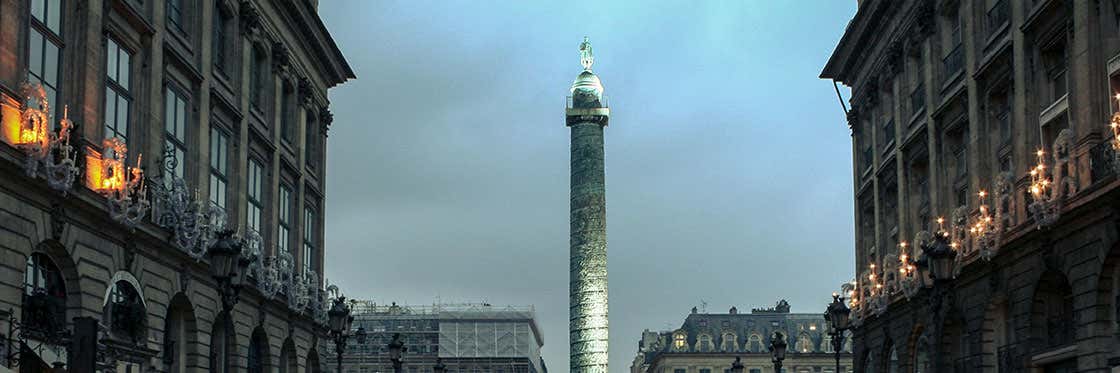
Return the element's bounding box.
[970,190,1000,260]
[5,82,80,194]
[87,138,149,227]
[1111,93,1120,174]
[149,145,227,260]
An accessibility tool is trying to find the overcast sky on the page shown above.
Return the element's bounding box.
[318,2,858,372]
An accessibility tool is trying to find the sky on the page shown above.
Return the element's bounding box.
[317,2,859,372]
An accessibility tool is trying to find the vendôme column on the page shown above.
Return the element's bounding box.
[566,37,610,373]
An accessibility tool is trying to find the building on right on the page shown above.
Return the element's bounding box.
[821,0,1120,372]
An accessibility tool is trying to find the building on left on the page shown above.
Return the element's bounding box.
[0,1,354,373]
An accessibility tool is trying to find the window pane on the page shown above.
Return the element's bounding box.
[46,0,60,34]
[29,31,43,78]
[44,41,58,84]
[164,88,174,134]
[117,96,129,138]
[107,39,118,82]
[119,51,130,89]
[31,0,45,23]
[104,88,117,137]
[175,99,186,140]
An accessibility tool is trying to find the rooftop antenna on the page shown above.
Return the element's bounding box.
[700,300,708,313]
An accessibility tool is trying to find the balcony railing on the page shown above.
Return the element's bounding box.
[942,45,964,85]
[997,344,1019,373]
[1090,141,1115,184]
[953,356,980,373]
[910,83,925,116]
[986,0,1009,36]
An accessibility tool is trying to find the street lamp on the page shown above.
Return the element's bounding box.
[433,358,447,373]
[207,230,248,312]
[729,357,744,373]
[825,293,851,373]
[328,296,354,373]
[388,332,407,373]
[769,331,787,373]
[920,230,958,372]
[923,231,957,282]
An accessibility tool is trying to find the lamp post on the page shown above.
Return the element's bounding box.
[824,293,851,373]
[729,357,744,373]
[388,332,406,373]
[921,230,958,373]
[433,358,447,373]
[328,296,354,373]
[207,230,249,313]
[769,331,787,373]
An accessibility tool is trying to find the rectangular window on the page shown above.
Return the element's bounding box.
[28,0,63,123]
[246,159,264,236]
[167,0,185,33]
[881,119,895,151]
[251,47,267,110]
[164,87,189,183]
[105,38,131,142]
[281,82,295,143]
[306,112,319,169]
[303,206,316,273]
[212,2,227,72]
[209,126,229,209]
[278,184,292,254]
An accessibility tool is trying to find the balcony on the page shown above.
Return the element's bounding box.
[942,45,964,86]
[1090,141,1116,184]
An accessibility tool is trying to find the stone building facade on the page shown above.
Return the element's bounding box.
[328,302,545,373]
[0,0,353,373]
[630,302,853,373]
[821,0,1120,372]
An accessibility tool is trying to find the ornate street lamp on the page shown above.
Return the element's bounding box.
[207,230,246,312]
[388,332,407,373]
[770,331,787,373]
[729,356,744,373]
[433,358,447,373]
[825,293,851,373]
[923,231,957,282]
[328,296,354,373]
[921,229,958,373]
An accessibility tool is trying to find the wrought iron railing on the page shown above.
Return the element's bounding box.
[986,0,1009,36]
[953,356,980,373]
[1090,141,1115,184]
[942,45,964,84]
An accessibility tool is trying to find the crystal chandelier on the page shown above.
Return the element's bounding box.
[1110,93,1120,174]
[9,82,80,194]
[1028,148,1059,227]
[149,144,227,260]
[88,138,149,227]
[970,190,999,260]
[897,241,921,298]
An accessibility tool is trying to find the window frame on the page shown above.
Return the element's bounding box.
[164,85,191,183]
[303,204,316,274]
[277,183,293,255]
[246,157,266,238]
[27,0,65,124]
[209,125,230,210]
[104,36,133,142]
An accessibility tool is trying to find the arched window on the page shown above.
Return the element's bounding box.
[695,333,713,352]
[22,253,67,336]
[104,279,146,343]
[249,329,269,373]
[748,334,764,353]
[887,345,899,373]
[912,337,930,373]
[863,350,876,373]
[163,295,196,373]
[1031,271,1074,350]
[210,312,231,373]
[280,338,298,373]
[720,332,738,352]
[796,333,813,353]
[672,331,687,351]
[306,348,322,373]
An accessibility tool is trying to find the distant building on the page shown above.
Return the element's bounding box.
[630,301,853,373]
[330,302,546,373]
